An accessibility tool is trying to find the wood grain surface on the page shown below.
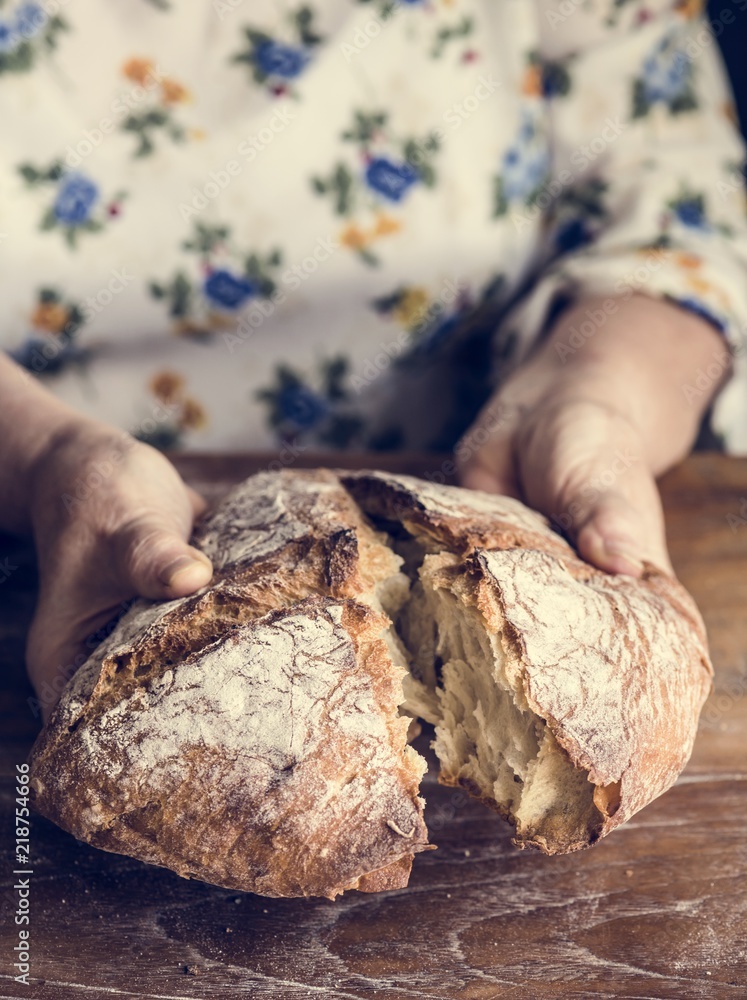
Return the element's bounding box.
[1,452,746,1000]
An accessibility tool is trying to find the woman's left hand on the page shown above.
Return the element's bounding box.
[457,293,730,577]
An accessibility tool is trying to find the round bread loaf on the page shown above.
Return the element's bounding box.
[29,469,713,896]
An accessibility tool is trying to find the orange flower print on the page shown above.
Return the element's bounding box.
[373,212,402,237]
[392,287,429,329]
[340,223,369,250]
[673,251,702,271]
[684,274,730,309]
[161,78,190,105]
[119,59,192,156]
[674,0,703,19]
[31,301,71,334]
[149,370,185,404]
[521,64,542,98]
[122,57,155,86]
[179,397,208,431]
[138,373,207,450]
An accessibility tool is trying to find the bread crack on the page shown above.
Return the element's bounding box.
[357,501,604,855]
[28,468,712,896]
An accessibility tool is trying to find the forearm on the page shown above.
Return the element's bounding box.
[540,294,729,474]
[0,353,99,534]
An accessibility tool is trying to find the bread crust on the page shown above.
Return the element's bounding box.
[30,468,712,890]
[29,471,429,899]
[342,471,713,852]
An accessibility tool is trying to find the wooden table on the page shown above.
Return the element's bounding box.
[1,453,746,1000]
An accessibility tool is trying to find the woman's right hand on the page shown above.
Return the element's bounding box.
[25,422,213,721]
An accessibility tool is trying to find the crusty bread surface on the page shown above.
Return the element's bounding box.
[29,469,712,895]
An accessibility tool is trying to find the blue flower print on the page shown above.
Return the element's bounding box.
[541,63,569,98]
[256,357,364,447]
[674,198,706,229]
[493,111,550,216]
[203,269,257,310]
[19,160,122,246]
[0,4,67,75]
[501,146,549,203]
[277,383,329,429]
[53,173,100,225]
[312,110,440,265]
[0,20,16,51]
[9,336,84,375]
[642,43,689,105]
[667,190,711,233]
[365,157,420,203]
[15,3,45,40]
[233,11,324,97]
[633,31,697,117]
[255,39,309,79]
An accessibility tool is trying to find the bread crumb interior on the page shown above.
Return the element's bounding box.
[372,521,602,852]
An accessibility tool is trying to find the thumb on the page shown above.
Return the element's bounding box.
[511,397,674,578]
[572,478,673,578]
[519,439,673,577]
[111,515,213,600]
[27,518,213,723]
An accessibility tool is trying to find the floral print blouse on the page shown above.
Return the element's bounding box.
[2,0,747,454]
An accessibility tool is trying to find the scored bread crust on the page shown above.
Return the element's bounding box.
[29,468,713,894]
[29,470,429,899]
[342,471,713,852]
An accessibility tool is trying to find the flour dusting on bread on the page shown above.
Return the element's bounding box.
[29,468,712,896]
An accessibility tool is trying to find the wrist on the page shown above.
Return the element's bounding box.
[0,354,128,534]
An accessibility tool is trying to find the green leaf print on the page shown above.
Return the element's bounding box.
[431,17,474,60]
[243,250,281,297]
[149,272,193,319]
[321,356,350,402]
[312,163,355,216]
[122,108,185,158]
[294,5,323,48]
[342,111,389,146]
[493,177,509,218]
[356,0,399,20]
[0,12,68,75]
[182,222,231,257]
[631,78,651,119]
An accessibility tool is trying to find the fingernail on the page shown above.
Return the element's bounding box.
[160,553,212,589]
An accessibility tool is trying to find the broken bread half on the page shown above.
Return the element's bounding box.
[29,469,712,896]
[342,471,713,855]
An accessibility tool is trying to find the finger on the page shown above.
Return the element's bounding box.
[26,528,213,722]
[511,396,673,577]
[26,607,117,723]
[575,480,672,578]
[110,514,213,601]
[521,439,671,577]
[456,399,522,498]
[28,521,214,721]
